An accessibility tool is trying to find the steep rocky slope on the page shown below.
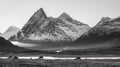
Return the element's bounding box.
[10,8,90,44]
[74,16,120,46]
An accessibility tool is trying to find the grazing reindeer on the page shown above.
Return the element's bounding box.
[8,56,19,67]
[8,56,18,60]
[38,56,44,59]
[75,57,81,60]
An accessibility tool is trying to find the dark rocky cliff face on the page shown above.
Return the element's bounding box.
[10,8,90,44]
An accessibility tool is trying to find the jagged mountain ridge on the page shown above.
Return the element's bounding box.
[10,8,90,43]
[65,17,120,55]
[75,16,120,45]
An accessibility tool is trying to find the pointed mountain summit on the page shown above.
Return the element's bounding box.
[10,8,90,46]
[95,17,111,28]
[58,12,73,22]
[58,12,85,25]
[34,8,47,18]
[22,8,47,35]
[96,16,120,27]
[89,16,120,34]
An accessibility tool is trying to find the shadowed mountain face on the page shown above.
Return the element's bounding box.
[0,37,26,52]
[1,26,20,40]
[74,17,120,46]
[10,8,90,44]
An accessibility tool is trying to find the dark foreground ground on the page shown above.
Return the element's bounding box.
[0,59,120,67]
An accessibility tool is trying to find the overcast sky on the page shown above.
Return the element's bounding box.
[0,0,120,33]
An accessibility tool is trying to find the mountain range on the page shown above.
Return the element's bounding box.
[0,8,120,55]
[53,16,120,55]
[9,8,90,44]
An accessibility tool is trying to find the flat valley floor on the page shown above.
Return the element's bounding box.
[1,58,120,67]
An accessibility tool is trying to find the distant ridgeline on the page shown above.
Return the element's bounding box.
[75,17,120,44]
